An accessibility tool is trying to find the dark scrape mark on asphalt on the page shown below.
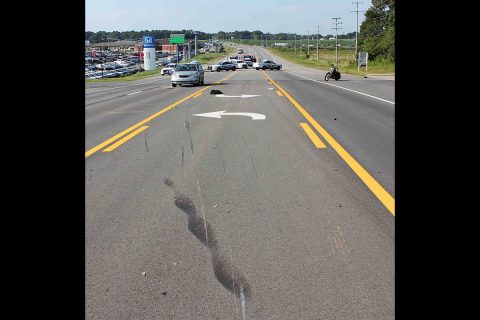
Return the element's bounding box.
[163,177,252,300]
[185,120,194,154]
[181,144,184,173]
[144,132,149,152]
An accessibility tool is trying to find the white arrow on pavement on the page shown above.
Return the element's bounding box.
[215,94,261,98]
[193,111,266,120]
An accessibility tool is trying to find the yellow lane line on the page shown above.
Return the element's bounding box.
[276,90,284,97]
[300,123,326,148]
[263,71,395,216]
[85,72,236,158]
[103,126,149,152]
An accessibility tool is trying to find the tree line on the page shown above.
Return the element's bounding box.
[86,1,394,62]
[85,30,358,44]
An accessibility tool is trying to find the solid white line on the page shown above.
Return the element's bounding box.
[240,287,246,320]
[127,91,142,96]
[284,70,395,105]
[85,78,165,94]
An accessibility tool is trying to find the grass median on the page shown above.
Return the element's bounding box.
[267,47,394,76]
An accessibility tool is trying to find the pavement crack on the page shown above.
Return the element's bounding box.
[237,130,258,178]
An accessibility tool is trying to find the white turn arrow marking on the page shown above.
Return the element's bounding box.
[193,111,266,120]
[215,94,261,98]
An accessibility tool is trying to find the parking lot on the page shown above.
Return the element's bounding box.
[85,50,186,80]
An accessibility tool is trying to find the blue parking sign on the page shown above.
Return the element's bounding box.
[143,36,155,48]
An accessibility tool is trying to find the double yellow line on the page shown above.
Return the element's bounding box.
[264,71,395,216]
[85,72,236,158]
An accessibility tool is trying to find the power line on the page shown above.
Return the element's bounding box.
[331,17,342,65]
[351,1,365,65]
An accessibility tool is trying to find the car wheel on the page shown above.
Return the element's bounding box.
[262,66,266,70]
[255,68,259,70]
[276,66,280,70]
[217,68,221,72]
[172,83,176,87]
[232,67,236,71]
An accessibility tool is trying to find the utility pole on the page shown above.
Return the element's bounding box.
[294,35,296,54]
[314,25,320,60]
[307,31,310,57]
[331,17,342,65]
[351,1,364,65]
[299,35,302,55]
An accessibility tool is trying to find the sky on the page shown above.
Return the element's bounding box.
[86,0,372,35]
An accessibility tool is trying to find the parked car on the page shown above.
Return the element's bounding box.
[171,63,204,87]
[253,60,282,70]
[161,63,177,75]
[208,61,236,72]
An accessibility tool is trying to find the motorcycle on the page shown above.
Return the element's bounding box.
[325,65,341,81]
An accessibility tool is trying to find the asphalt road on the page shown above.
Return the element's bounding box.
[85,45,395,320]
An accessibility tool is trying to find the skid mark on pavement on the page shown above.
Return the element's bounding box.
[163,177,252,303]
[185,120,194,155]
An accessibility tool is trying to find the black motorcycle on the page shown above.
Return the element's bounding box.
[325,65,341,81]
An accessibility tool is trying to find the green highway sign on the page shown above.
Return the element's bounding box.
[169,34,185,44]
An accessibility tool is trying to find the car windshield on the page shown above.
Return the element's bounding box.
[175,64,197,71]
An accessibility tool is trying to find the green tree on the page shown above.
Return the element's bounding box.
[359,0,395,61]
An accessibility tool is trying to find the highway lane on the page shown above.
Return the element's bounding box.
[85,55,394,319]
[249,45,395,196]
[250,45,395,103]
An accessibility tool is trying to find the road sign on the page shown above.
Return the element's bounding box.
[170,34,185,44]
[194,111,266,120]
[358,52,368,69]
[143,36,155,48]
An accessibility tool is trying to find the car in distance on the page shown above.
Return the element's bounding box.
[161,63,177,75]
[253,60,282,70]
[171,63,204,87]
[208,61,236,72]
[243,57,253,67]
[234,60,248,69]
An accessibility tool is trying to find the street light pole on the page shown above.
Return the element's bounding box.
[314,25,320,60]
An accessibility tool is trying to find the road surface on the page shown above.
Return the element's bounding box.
[85,45,394,320]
